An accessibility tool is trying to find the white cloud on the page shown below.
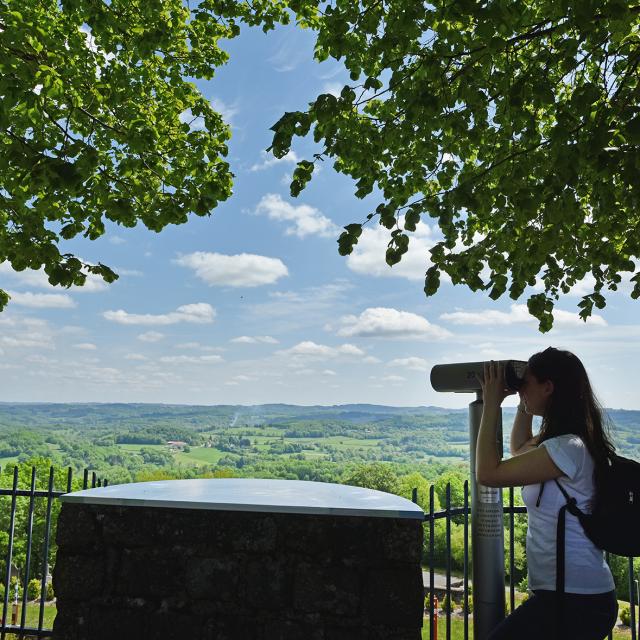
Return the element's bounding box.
[7,291,76,309]
[388,357,429,371]
[381,375,406,382]
[346,219,439,282]
[0,333,53,349]
[25,354,56,365]
[73,343,97,351]
[267,30,307,72]
[250,150,300,172]
[0,262,108,293]
[0,315,54,350]
[337,307,452,340]
[159,355,224,364]
[230,335,279,344]
[124,353,148,361]
[175,252,288,287]
[255,194,339,239]
[174,342,223,352]
[104,303,216,326]
[211,97,238,124]
[440,303,607,327]
[279,341,367,360]
[440,305,530,326]
[138,331,165,342]
[231,374,254,382]
[322,82,343,97]
[250,281,352,322]
[553,309,607,327]
[337,343,366,356]
[108,236,126,245]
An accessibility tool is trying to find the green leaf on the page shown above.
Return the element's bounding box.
[424,266,440,296]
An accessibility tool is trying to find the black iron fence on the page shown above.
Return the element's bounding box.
[422,481,640,640]
[0,465,104,639]
[0,468,637,640]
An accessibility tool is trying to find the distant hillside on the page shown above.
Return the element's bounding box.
[0,401,637,428]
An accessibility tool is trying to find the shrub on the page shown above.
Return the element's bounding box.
[27,579,41,601]
[441,594,455,613]
[463,595,473,614]
[517,576,529,593]
[620,605,631,627]
[46,581,55,601]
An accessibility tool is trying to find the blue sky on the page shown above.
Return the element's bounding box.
[1,23,639,409]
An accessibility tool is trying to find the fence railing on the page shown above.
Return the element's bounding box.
[422,481,639,640]
[0,469,637,639]
[0,465,104,639]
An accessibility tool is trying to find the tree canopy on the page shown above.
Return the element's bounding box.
[270,0,640,330]
[0,0,315,310]
[3,1,640,330]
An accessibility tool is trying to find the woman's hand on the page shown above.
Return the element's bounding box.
[477,361,515,408]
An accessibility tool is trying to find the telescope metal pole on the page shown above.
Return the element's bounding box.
[469,392,505,640]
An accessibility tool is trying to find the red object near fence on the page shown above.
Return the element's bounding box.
[433,595,438,640]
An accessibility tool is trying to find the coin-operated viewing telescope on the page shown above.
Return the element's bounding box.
[430,360,527,394]
[429,359,527,640]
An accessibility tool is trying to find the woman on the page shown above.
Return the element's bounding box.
[477,347,618,640]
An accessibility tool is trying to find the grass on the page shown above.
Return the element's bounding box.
[174,448,226,465]
[421,617,634,639]
[118,443,166,452]
[4,600,636,638]
[421,613,634,639]
[1,601,57,637]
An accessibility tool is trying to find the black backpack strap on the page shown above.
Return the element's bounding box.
[553,478,582,639]
[555,502,568,637]
[554,479,582,517]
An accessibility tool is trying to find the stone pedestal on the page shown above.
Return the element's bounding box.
[52,479,424,640]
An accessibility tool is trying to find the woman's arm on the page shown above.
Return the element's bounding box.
[510,404,538,456]
[477,444,564,487]
[476,362,564,487]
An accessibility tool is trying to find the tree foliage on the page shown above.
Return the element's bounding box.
[342,461,400,493]
[270,0,640,330]
[0,0,317,310]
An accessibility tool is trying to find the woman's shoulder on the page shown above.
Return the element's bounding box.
[545,433,585,449]
[541,434,588,477]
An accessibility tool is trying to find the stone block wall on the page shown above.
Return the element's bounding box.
[53,504,424,640]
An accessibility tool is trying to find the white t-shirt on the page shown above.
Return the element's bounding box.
[521,434,614,594]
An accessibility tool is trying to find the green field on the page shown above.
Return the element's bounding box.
[115,435,389,470]
[118,444,166,452]
[174,448,227,466]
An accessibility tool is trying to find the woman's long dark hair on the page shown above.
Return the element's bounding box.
[528,347,616,487]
